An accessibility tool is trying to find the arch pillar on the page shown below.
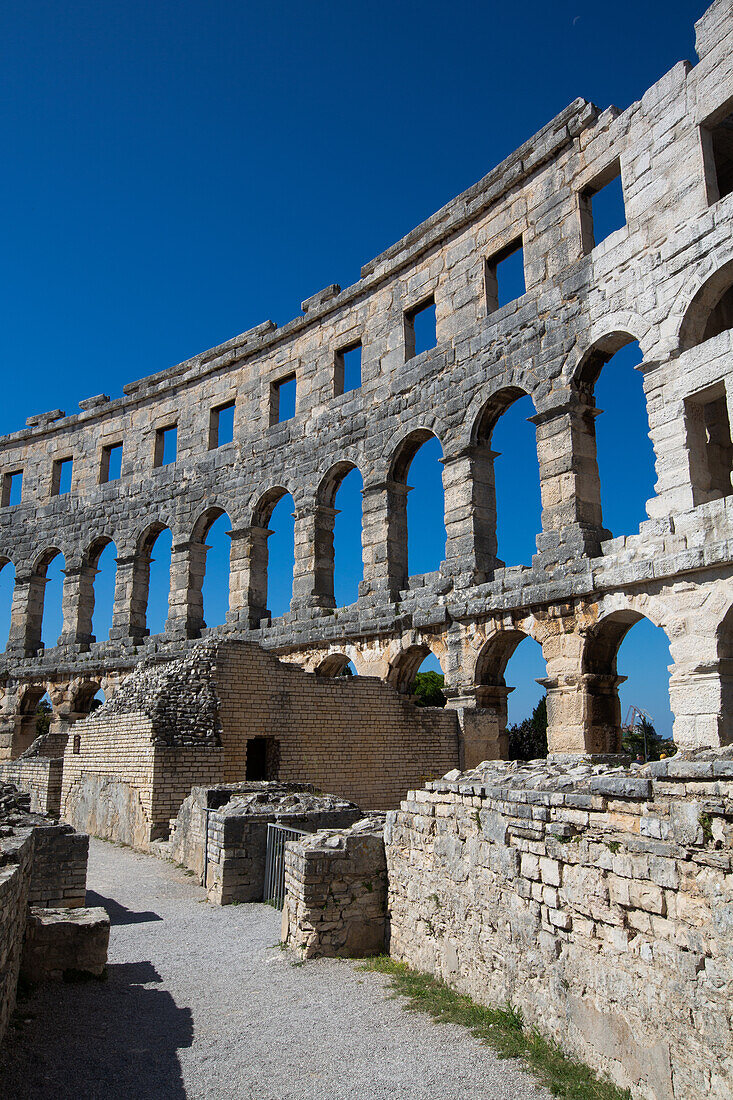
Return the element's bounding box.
[441,447,501,583]
[532,396,609,563]
[360,479,409,600]
[58,562,95,647]
[226,525,272,628]
[445,682,511,766]
[291,505,338,611]
[668,660,732,750]
[542,672,625,755]
[166,540,208,639]
[6,573,43,656]
[110,553,146,643]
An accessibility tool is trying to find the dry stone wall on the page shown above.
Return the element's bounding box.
[386,752,733,1100]
[0,2,732,761]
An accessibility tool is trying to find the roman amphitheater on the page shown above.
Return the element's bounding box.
[1,3,733,1098]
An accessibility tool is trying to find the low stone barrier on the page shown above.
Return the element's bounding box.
[28,824,88,909]
[0,758,63,816]
[20,907,109,983]
[284,815,388,958]
[386,752,733,1100]
[168,782,363,903]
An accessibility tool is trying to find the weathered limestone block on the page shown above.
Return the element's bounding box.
[284,815,388,958]
[20,907,110,983]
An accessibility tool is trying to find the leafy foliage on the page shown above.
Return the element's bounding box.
[621,715,674,761]
[507,695,548,760]
[412,671,446,708]
[34,698,52,737]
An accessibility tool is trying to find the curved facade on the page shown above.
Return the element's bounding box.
[1,0,733,759]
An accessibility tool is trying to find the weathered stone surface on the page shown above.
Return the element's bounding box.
[20,906,109,983]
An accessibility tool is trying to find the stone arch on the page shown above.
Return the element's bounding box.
[567,331,654,539]
[313,461,364,608]
[581,608,670,752]
[0,555,15,652]
[471,627,546,757]
[13,683,50,757]
[28,547,66,653]
[77,535,118,645]
[70,678,103,715]
[187,505,234,637]
[131,521,172,640]
[248,485,295,623]
[678,257,733,352]
[315,653,353,677]
[386,429,446,593]
[387,643,444,695]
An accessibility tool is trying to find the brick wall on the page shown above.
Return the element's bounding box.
[216,642,459,809]
[0,758,63,816]
[386,752,733,1100]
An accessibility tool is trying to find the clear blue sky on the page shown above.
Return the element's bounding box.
[1,0,703,735]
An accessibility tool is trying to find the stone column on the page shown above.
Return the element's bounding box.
[58,562,97,647]
[543,672,625,755]
[668,660,731,750]
[6,573,42,656]
[291,505,338,611]
[360,480,409,600]
[532,394,609,562]
[166,540,209,639]
[444,684,511,766]
[442,446,501,583]
[110,553,146,643]
[225,525,272,628]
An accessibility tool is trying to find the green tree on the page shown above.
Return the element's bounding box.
[34,698,52,738]
[413,671,447,708]
[621,715,675,761]
[507,695,548,760]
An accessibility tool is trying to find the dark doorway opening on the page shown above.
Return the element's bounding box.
[245,737,280,780]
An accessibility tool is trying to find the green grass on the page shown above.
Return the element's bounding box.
[360,956,631,1100]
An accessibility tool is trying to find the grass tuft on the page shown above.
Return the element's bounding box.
[360,956,631,1100]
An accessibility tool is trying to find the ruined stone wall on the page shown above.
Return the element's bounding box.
[214,642,460,809]
[27,824,88,909]
[0,2,732,761]
[284,816,388,958]
[0,824,33,1047]
[386,753,733,1100]
[0,758,62,816]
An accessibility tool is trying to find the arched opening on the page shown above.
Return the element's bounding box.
[315,653,357,677]
[316,463,364,609]
[473,387,541,568]
[71,680,103,718]
[679,261,733,351]
[13,685,49,757]
[252,488,295,621]
[583,611,673,757]
[388,645,446,705]
[475,630,547,759]
[0,559,15,651]
[389,431,446,593]
[84,537,117,643]
[576,335,656,538]
[33,549,65,651]
[134,524,172,639]
[193,508,233,633]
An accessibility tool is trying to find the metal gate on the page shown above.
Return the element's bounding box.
[263,822,306,908]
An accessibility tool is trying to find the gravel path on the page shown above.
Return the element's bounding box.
[1,838,550,1100]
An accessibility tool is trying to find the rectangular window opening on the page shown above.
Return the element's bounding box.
[154,425,177,467]
[486,237,526,313]
[52,457,73,496]
[702,106,733,204]
[334,341,362,396]
[580,161,626,252]
[685,386,733,504]
[100,442,123,483]
[404,296,436,361]
[1,470,22,507]
[270,374,296,425]
[209,401,235,449]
